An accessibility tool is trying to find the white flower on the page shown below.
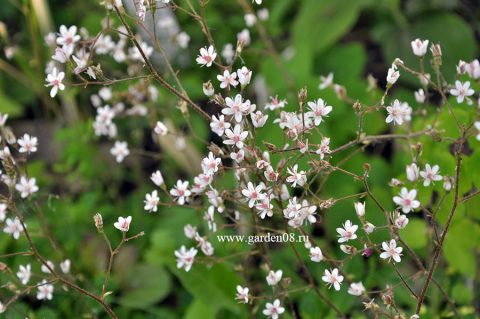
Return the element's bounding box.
[309,246,323,262]
[224,124,249,149]
[176,31,190,49]
[265,96,287,111]
[231,149,245,163]
[0,301,4,313]
[154,121,168,136]
[150,170,164,187]
[223,94,250,123]
[336,220,358,243]
[237,66,252,86]
[364,222,375,234]
[45,67,65,98]
[244,13,257,27]
[196,45,217,67]
[256,197,273,219]
[15,176,39,198]
[257,8,269,21]
[406,163,420,182]
[110,141,129,163]
[144,190,160,212]
[175,245,197,272]
[380,239,403,263]
[0,203,6,222]
[17,264,31,285]
[184,224,197,239]
[60,259,71,274]
[286,164,307,187]
[56,25,80,49]
[348,282,366,296]
[210,114,231,136]
[306,98,332,126]
[386,64,400,85]
[52,46,72,63]
[319,72,334,90]
[128,41,153,61]
[40,260,55,274]
[253,0,262,4]
[475,121,480,140]
[201,152,222,175]
[217,70,238,89]
[410,39,429,57]
[237,29,251,46]
[3,217,23,239]
[419,164,442,186]
[394,214,409,229]
[222,43,234,64]
[322,268,344,291]
[263,299,285,319]
[242,182,265,208]
[170,180,191,205]
[354,202,365,217]
[315,137,331,159]
[386,99,405,125]
[37,280,54,300]
[17,134,38,154]
[114,216,132,232]
[393,187,420,213]
[450,81,474,103]
[415,89,425,103]
[0,113,8,126]
[235,285,249,303]
[251,111,268,128]
[266,270,283,286]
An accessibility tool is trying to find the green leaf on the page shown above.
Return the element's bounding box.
[184,300,217,319]
[399,219,427,249]
[443,219,480,276]
[118,264,171,309]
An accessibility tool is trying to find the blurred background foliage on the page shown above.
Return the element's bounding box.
[0,0,479,318]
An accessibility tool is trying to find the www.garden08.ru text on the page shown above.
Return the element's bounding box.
[217,233,308,245]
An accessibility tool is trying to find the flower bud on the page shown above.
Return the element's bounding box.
[430,43,442,67]
[298,87,308,105]
[94,213,103,232]
[354,202,365,217]
[202,81,214,97]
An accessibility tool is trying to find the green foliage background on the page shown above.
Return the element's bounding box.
[0,0,479,318]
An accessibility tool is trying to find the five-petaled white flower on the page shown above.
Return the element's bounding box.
[144,190,160,212]
[217,70,239,89]
[394,214,409,229]
[37,280,54,300]
[242,182,265,208]
[175,245,197,272]
[223,94,250,123]
[286,164,307,187]
[419,164,442,186]
[380,239,403,263]
[17,134,38,154]
[224,124,249,149]
[56,25,80,49]
[196,45,217,67]
[336,220,358,243]
[410,39,429,57]
[309,246,323,262]
[110,141,130,163]
[202,152,222,175]
[170,180,191,205]
[3,217,23,239]
[393,187,420,213]
[316,137,331,159]
[386,99,407,125]
[450,81,474,103]
[45,67,65,98]
[322,268,344,291]
[235,285,249,303]
[348,282,366,296]
[17,264,31,285]
[263,299,285,319]
[15,176,39,198]
[154,121,168,136]
[210,114,231,136]
[319,72,334,90]
[114,216,132,232]
[306,98,332,126]
[266,270,283,286]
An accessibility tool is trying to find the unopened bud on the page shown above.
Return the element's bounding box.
[94,213,103,232]
[202,81,214,97]
[430,43,442,67]
[353,100,361,112]
[298,87,307,105]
